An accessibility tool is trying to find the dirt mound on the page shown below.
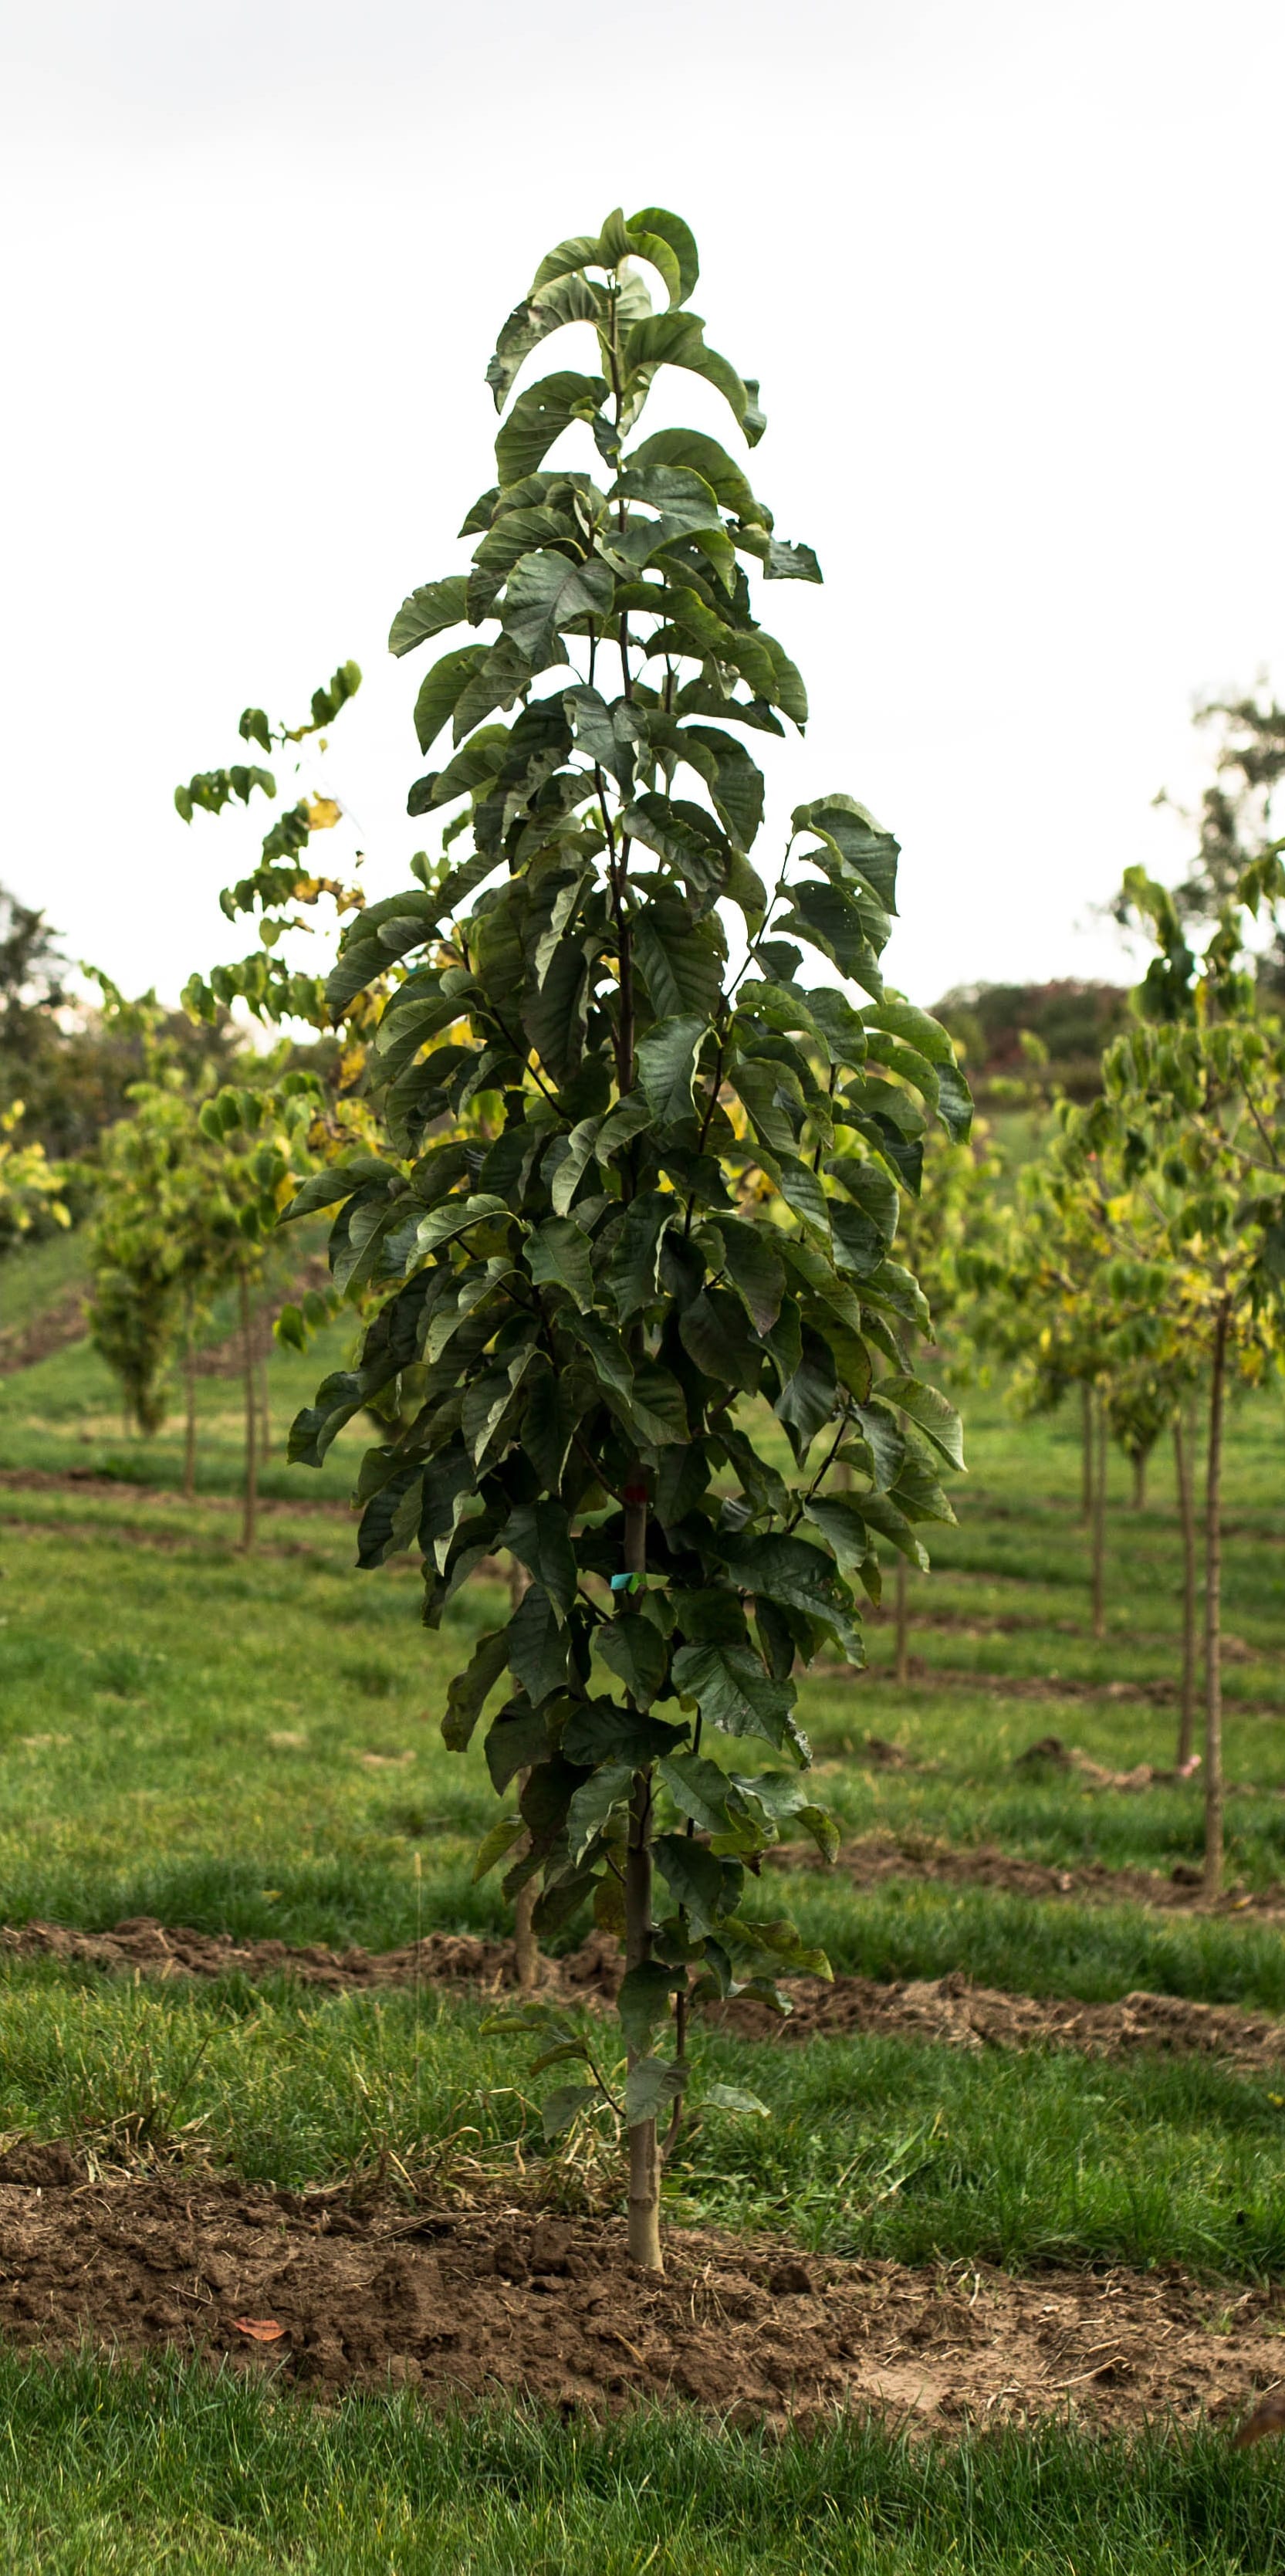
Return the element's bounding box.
[718,1972,1285,2069]
[0,1295,86,1379]
[0,2155,1277,2435]
[7,1917,1285,2071]
[0,1916,625,2003]
[771,1832,1285,1918]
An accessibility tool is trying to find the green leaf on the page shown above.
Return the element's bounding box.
[597,1612,668,1708]
[801,1492,871,1576]
[502,549,615,666]
[654,1835,741,1936]
[637,1014,707,1127]
[935,1061,973,1143]
[623,313,763,444]
[413,645,489,758]
[627,205,699,303]
[442,1627,510,1752]
[726,1917,832,1980]
[561,1702,688,1765]
[876,1373,966,1471]
[506,1584,570,1703]
[633,901,726,1022]
[705,2083,769,2116]
[711,1216,784,1333]
[485,1701,550,1792]
[486,272,604,410]
[854,1490,930,1571]
[683,726,766,851]
[617,1961,686,2055]
[764,540,821,583]
[495,371,608,486]
[502,1502,577,1621]
[625,2056,686,2130]
[626,427,766,525]
[566,1761,633,1863]
[775,1326,838,1462]
[526,1216,594,1310]
[472,1813,525,1881]
[670,1640,797,1749]
[542,2084,600,2139]
[607,1191,675,1318]
[389,578,468,659]
[658,1750,740,1836]
[622,1361,689,1448]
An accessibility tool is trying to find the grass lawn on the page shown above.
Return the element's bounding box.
[2,1239,1285,2564]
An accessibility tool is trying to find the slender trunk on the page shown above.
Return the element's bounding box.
[257,1323,272,1464]
[507,1556,539,1992]
[1091,1390,1107,1643]
[894,1553,910,1685]
[1131,1449,1146,1511]
[183,1289,198,1503]
[1203,1305,1230,1894]
[1080,1380,1093,1523]
[239,1271,258,1554]
[622,1481,662,2272]
[1174,1410,1199,1768]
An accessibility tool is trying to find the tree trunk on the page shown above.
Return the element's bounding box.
[257,1325,272,1464]
[239,1271,258,1554]
[894,1553,910,1685]
[1174,1408,1199,1768]
[183,1292,198,1504]
[507,1557,539,1992]
[622,1481,662,2273]
[1203,1305,1230,1894]
[1080,1380,1093,1523]
[1131,1448,1146,1511]
[1091,1389,1107,1643]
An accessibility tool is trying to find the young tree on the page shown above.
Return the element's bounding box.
[0,1104,69,1295]
[272,206,969,2270]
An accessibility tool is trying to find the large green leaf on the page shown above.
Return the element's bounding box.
[775,1326,838,1462]
[607,1191,675,1318]
[624,428,766,523]
[625,2056,685,2130]
[653,1835,741,1937]
[671,1640,797,1748]
[486,272,604,409]
[502,550,615,666]
[617,1961,687,2056]
[566,1760,633,1863]
[636,1014,706,1127]
[597,1612,668,1708]
[526,1215,594,1310]
[495,372,607,486]
[389,577,469,659]
[501,1501,578,1620]
[877,1373,966,1471]
[658,1749,741,1836]
[710,1215,785,1333]
[623,313,763,444]
[442,1627,511,1752]
[413,645,489,758]
[627,205,699,303]
[485,1700,550,1792]
[506,1585,570,1704]
[561,1701,688,1765]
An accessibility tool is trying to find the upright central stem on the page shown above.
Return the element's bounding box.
[239,1270,258,1554]
[622,1478,662,2270]
[1174,1404,1198,1769]
[1090,1387,1107,1643]
[1203,1302,1230,1894]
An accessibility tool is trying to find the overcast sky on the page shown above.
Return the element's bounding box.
[2,0,1283,1018]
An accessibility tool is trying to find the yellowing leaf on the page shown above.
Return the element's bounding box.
[306,798,342,831]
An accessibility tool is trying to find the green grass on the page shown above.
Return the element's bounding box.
[0,1224,86,1339]
[2,2357,1283,2574]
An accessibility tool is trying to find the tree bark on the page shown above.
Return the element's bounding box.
[239,1271,258,1554]
[1091,1388,1107,1643]
[506,1557,539,1992]
[1080,1380,1093,1523]
[622,1482,662,2272]
[183,1289,197,1504]
[1131,1448,1146,1511]
[1174,1407,1199,1768]
[1203,1304,1230,1894]
[257,1328,272,1464]
[894,1553,910,1685]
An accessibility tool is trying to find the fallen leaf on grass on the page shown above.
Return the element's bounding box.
[357,1750,415,1769]
[233,2318,286,2343]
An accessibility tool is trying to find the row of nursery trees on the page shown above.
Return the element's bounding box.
[66,206,1285,2265]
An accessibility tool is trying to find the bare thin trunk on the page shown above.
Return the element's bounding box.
[894,1553,910,1685]
[1203,1305,1230,1894]
[239,1271,258,1554]
[1131,1449,1146,1511]
[1080,1380,1093,1523]
[622,1481,662,2272]
[257,1328,272,1464]
[1091,1389,1107,1643]
[1174,1410,1199,1768]
[506,1556,539,1991]
[183,1289,197,1503]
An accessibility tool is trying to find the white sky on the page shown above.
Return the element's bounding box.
[2,0,1283,1017]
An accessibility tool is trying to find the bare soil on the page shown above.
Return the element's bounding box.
[772,1830,1285,1918]
[7,1918,1285,2073]
[0,2142,1277,2436]
[0,1296,86,1379]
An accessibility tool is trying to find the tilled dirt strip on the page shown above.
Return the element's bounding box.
[0,2144,1275,2436]
[770,1830,1285,1918]
[7,1918,1285,2073]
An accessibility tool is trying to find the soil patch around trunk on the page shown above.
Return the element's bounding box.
[0,2148,1276,2438]
[7,1918,1285,2073]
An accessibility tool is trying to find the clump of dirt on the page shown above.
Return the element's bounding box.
[0,1917,624,2004]
[7,1917,1285,2072]
[717,1972,1285,2070]
[1013,1734,1199,1792]
[0,2153,1276,2436]
[770,1832,1285,1918]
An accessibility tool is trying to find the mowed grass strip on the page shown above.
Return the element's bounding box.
[2,2354,1284,2575]
[5,1962,1285,2276]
